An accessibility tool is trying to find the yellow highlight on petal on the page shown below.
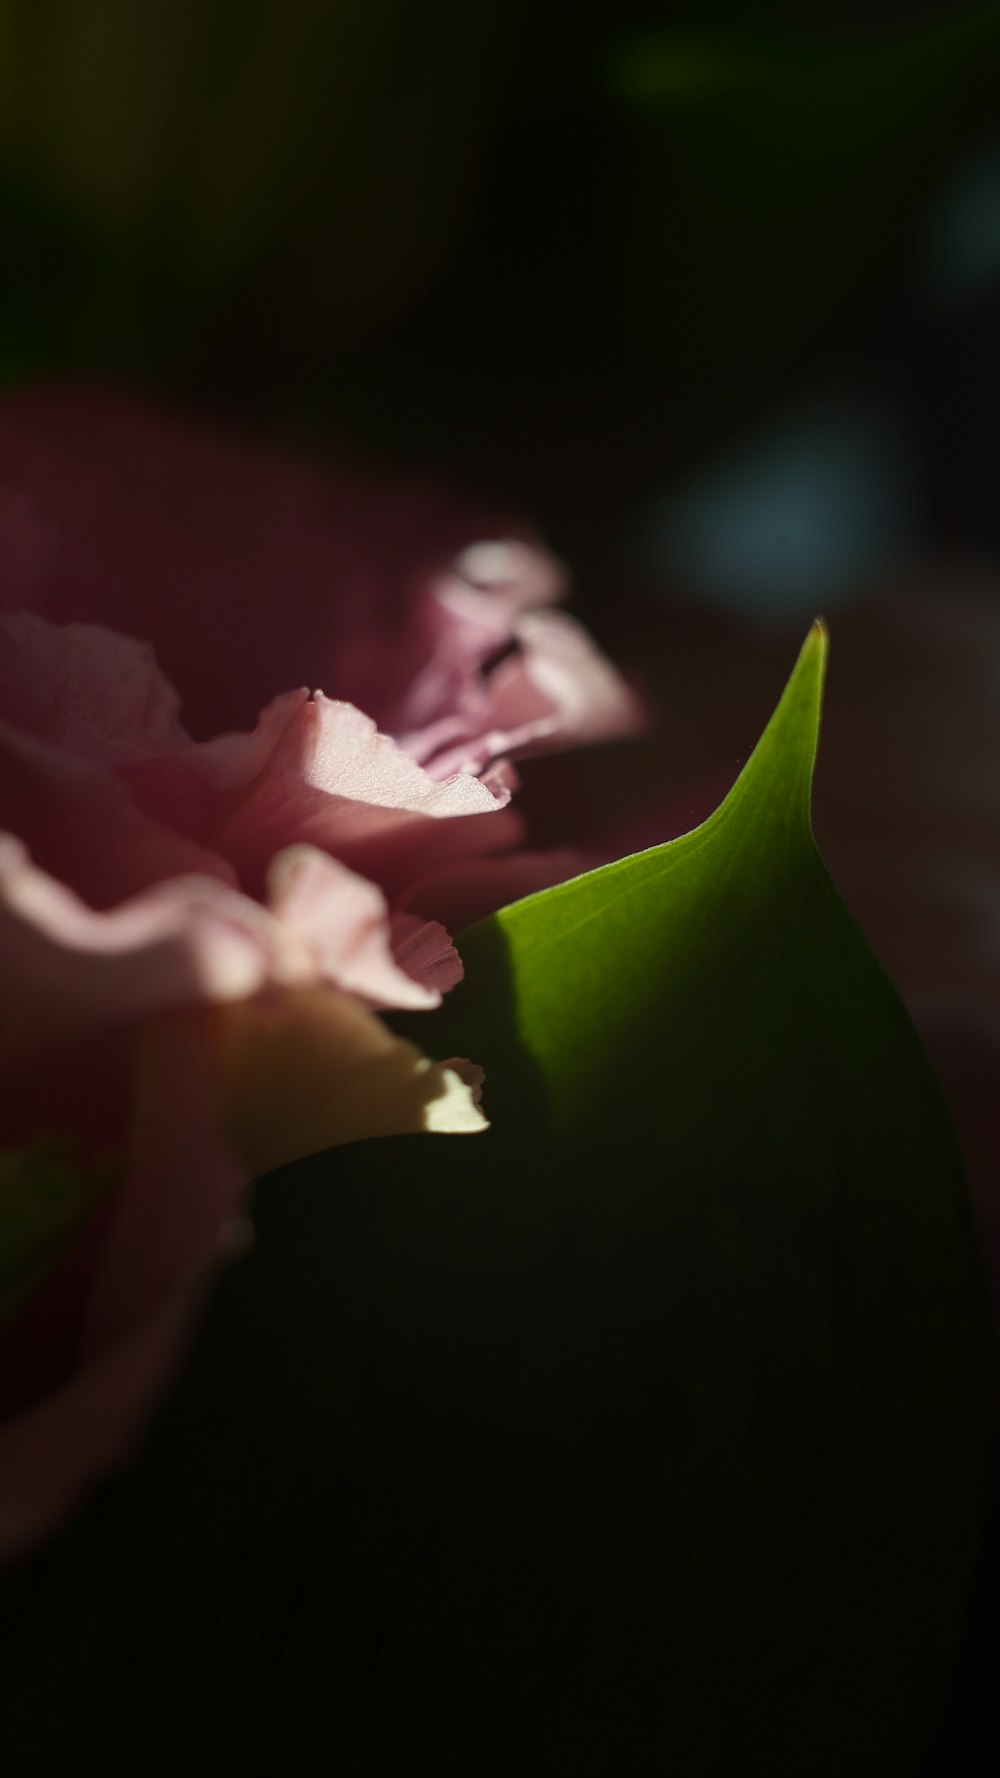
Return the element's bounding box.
[219,987,487,1177]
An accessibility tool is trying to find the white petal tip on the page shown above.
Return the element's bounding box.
[421,1061,489,1134]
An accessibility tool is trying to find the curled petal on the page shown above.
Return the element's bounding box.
[0,836,298,1063]
[404,608,647,780]
[397,541,567,733]
[390,911,464,1000]
[509,608,648,749]
[210,694,518,898]
[267,844,442,1010]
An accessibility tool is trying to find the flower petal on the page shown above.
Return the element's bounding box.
[0,836,296,1064]
[0,385,554,738]
[219,985,487,1177]
[208,693,520,899]
[0,610,187,764]
[390,911,464,1000]
[403,608,647,779]
[267,844,442,1010]
[0,720,235,910]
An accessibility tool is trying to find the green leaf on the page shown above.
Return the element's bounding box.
[460,617,828,1135]
[1,626,991,1778]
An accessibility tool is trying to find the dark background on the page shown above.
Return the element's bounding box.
[4,1,1000,627]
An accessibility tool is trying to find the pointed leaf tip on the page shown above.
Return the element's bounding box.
[718,620,827,840]
[16,605,989,1778]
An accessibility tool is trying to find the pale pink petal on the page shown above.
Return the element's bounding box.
[395,542,567,734]
[0,835,301,1063]
[0,407,636,927]
[404,608,647,780]
[267,844,441,1010]
[74,676,527,911]
[120,688,308,852]
[509,608,648,749]
[210,694,521,899]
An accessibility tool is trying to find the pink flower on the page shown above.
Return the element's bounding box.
[0,385,642,1560]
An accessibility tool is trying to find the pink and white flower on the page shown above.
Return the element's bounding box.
[0,385,642,1560]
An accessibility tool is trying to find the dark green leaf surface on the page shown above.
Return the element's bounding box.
[2,627,991,1777]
